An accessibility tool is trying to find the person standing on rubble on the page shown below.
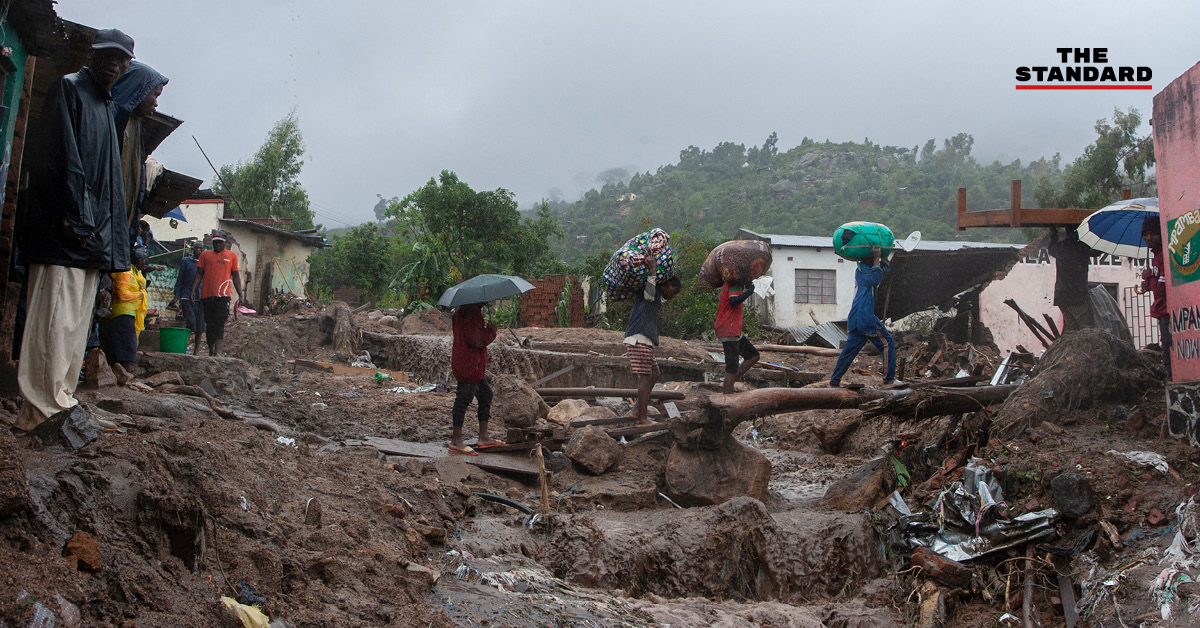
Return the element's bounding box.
[449,303,502,455]
[103,246,149,375]
[190,232,244,356]
[171,241,206,354]
[111,60,167,245]
[1140,216,1171,377]
[12,29,134,431]
[624,255,683,425]
[716,281,759,393]
[830,245,896,388]
[1048,227,1094,332]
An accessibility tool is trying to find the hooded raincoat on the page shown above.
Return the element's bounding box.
[111,61,168,239]
[19,68,128,272]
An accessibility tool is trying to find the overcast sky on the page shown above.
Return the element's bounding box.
[56,0,1200,229]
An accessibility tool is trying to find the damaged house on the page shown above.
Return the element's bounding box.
[736,228,1154,354]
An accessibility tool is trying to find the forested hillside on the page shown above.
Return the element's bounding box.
[552,132,1067,265]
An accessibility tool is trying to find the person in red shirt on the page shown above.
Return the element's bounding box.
[190,232,244,356]
[1140,216,1170,377]
[715,282,759,393]
[450,303,502,454]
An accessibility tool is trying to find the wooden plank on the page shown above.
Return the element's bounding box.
[294,358,409,382]
[468,438,563,453]
[363,436,541,476]
[606,423,668,438]
[570,416,633,427]
[528,365,575,389]
[536,387,686,400]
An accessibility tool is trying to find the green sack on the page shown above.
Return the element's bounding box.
[833,222,895,261]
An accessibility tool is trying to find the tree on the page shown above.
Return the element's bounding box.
[388,171,563,303]
[1035,107,1155,209]
[213,110,315,229]
[307,223,398,300]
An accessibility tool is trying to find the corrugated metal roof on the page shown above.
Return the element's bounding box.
[787,321,848,348]
[736,228,1023,252]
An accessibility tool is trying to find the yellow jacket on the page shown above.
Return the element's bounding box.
[110,267,148,332]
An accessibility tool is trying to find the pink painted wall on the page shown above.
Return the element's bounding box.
[1154,61,1200,383]
[980,247,1148,355]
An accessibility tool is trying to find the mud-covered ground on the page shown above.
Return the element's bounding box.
[1,307,1195,627]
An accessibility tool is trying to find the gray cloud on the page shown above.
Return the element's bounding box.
[58,0,1200,227]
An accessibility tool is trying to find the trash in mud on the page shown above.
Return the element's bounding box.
[889,459,1059,562]
[385,384,437,394]
[350,350,376,369]
[220,595,270,628]
[1107,449,1171,474]
[275,436,297,447]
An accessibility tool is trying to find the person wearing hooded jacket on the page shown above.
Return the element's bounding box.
[14,29,133,431]
[110,60,167,243]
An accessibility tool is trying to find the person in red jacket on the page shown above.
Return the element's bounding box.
[1140,216,1170,377]
[450,303,502,454]
[716,282,759,393]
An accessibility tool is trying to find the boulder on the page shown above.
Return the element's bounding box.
[490,375,549,428]
[547,399,590,426]
[143,371,184,388]
[564,426,622,474]
[1051,473,1095,518]
[31,406,99,450]
[664,437,771,506]
[820,458,890,511]
[398,309,453,335]
[596,396,632,416]
[82,349,117,389]
[378,315,399,328]
[137,353,253,392]
[367,309,384,320]
[577,405,617,421]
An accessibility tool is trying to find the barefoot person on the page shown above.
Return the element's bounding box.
[449,303,502,454]
[829,245,896,388]
[716,281,759,393]
[623,256,683,426]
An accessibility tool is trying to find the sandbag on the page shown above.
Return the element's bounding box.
[833,222,894,261]
[602,229,675,301]
[699,240,772,288]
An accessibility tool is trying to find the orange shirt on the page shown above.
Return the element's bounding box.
[196,249,239,299]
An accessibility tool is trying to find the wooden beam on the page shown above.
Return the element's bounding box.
[1011,179,1023,227]
[536,387,686,400]
[957,187,967,231]
[528,365,575,388]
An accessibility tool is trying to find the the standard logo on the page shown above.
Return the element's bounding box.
[1168,208,1200,284]
[1016,48,1151,90]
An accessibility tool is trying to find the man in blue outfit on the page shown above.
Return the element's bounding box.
[829,245,897,388]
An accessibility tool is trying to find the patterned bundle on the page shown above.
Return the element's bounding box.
[602,228,675,301]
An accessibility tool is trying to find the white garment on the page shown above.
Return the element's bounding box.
[15,264,100,430]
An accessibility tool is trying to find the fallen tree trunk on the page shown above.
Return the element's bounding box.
[754,344,842,357]
[682,385,1018,438]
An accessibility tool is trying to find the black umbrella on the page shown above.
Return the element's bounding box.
[437,274,537,307]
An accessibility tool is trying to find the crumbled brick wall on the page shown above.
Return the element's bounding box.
[519,274,584,328]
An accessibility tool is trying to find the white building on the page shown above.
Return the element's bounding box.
[736,229,1154,354]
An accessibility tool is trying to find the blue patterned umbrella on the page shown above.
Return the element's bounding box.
[1076,197,1159,259]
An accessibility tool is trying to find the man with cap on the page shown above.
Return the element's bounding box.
[191,231,244,356]
[13,29,134,431]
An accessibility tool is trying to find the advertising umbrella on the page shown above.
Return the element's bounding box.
[1076,197,1159,259]
[437,274,536,307]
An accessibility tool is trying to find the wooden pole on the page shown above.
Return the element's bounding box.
[536,387,686,400]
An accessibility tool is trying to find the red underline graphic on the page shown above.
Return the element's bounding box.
[1015,84,1153,90]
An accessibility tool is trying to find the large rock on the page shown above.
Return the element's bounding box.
[664,437,771,506]
[490,375,549,428]
[820,458,890,511]
[398,309,453,335]
[30,406,99,449]
[547,399,590,426]
[1051,473,1095,519]
[137,353,253,393]
[82,349,117,389]
[578,405,617,421]
[564,426,622,474]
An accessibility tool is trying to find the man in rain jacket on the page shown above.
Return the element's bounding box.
[14,29,134,431]
[111,60,167,243]
[829,246,897,388]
